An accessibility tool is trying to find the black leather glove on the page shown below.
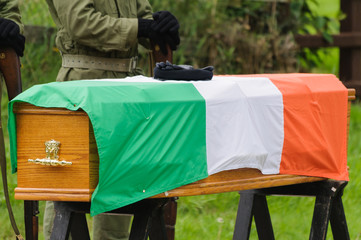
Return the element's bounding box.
[0,34,25,57]
[0,18,20,39]
[138,18,180,55]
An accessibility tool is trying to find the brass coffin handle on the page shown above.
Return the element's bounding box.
[28,158,72,166]
[28,139,72,166]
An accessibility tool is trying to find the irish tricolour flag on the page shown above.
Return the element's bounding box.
[9,74,348,215]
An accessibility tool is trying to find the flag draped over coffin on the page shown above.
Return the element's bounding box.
[8,74,349,216]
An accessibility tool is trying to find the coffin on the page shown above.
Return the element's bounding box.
[13,87,355,203]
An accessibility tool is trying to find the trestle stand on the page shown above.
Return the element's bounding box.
[162,197,178,239]
[47,198,175,240]
[24,200,39,240]
[233,180,349,240]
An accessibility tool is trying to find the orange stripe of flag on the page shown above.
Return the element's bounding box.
[243,74,349,180]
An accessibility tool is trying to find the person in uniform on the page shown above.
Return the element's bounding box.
[45,0,179,82]
[43,0,180,239]
[0,1,24,238]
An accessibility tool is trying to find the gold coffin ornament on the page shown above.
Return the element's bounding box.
[28,140,72,166]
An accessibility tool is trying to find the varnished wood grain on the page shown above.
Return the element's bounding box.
[14,102,98,201]
[15,188,93,202]
[151,168,325,198]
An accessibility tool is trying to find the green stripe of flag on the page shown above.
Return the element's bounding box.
[8,80,209,215]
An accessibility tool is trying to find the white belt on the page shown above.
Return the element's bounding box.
[62,54,137,72]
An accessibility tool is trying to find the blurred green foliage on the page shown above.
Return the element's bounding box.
[148,0,342,74]
[18,0,342,77]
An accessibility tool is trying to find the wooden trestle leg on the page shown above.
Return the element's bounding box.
[23,198,177,240]
[233,180,349,240]
[233,191,275,240]
[162,197,178,240]
[24,200,39,240]
[49,198,172,240]
[51,202,90,240]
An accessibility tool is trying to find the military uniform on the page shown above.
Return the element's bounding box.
[45,0,153,81]
[43,0,156,239]
[0,0,23,30]
[0,2,23,238]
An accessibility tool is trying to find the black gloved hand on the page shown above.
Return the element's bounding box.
[0,34,25,56]
[0,18,25,56]
[152,11,180,34]
[138,19,180,55]
[156,32,179,53]
[150,32,177,55]
[152,11,180,49]
[0,18,20,39]
[137,18,153,38]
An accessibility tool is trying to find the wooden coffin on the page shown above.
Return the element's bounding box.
[14,89,355,202]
